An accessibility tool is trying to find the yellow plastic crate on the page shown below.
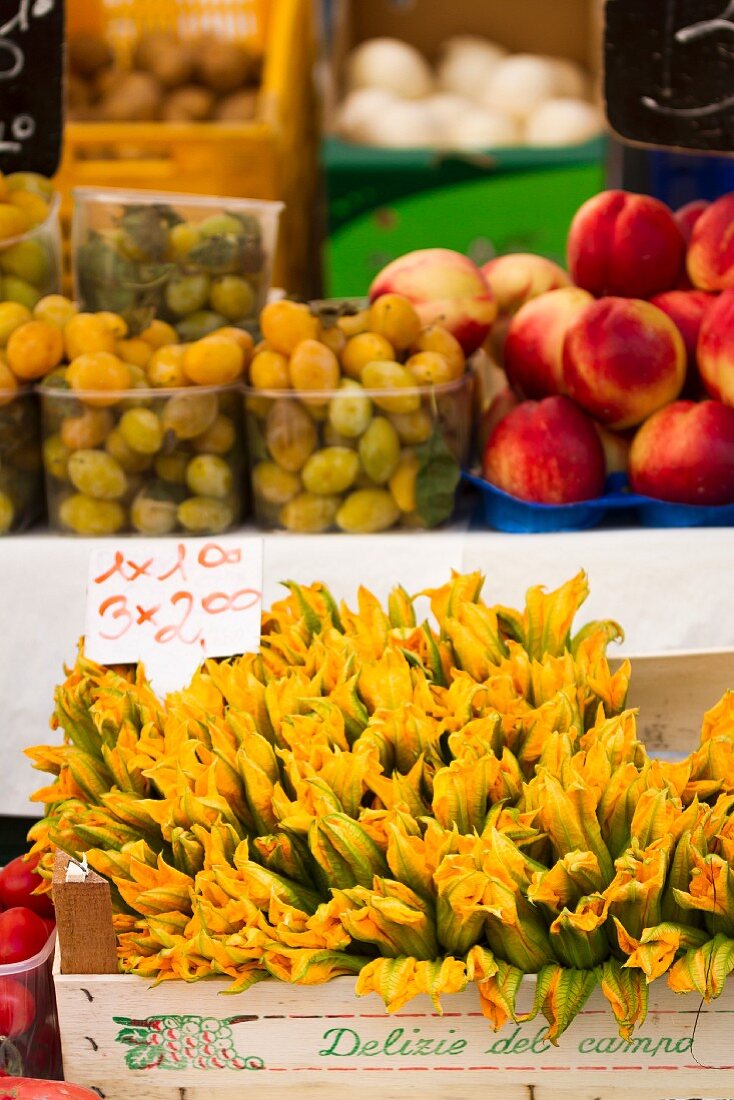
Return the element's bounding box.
[56,0,318,296]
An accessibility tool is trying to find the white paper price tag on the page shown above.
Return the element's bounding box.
[85,536,263,696]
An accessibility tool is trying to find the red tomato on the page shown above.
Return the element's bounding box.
[0,1082,98,1098]
[0,977,35,1038]
[0,908,49,964]
[0,857,54,919]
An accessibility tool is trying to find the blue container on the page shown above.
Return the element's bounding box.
[463,472,734,534]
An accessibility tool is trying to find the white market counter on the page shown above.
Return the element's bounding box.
[2,526,733,816]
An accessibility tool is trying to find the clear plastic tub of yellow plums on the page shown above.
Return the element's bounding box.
[71,187,283,339]
[39,382,246,536]
[243,374,473,533]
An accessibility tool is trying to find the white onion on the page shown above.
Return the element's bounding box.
[437,36,507,100]
[525,97,603,146]
[346,38,433,100]
[364,100,439,148]
[479,54,566,120]
[546,57,589,99]
[446,106,522,150]
[335,87,399,142]
[424,92,474,140]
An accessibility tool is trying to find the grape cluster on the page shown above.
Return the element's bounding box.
[115,1014,264,1072]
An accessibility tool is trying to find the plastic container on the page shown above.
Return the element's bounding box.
[0,193,62,307]
[57,0,319,298]
[244,375,473,533]
[464,471,734,532]
[0,930,62,1079]
[0,389,44,535]
[72,187,283,337]
[39,383,246,536]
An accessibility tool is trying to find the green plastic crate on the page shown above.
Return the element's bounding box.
[323,137,607,296]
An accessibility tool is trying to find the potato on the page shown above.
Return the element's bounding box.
[162,85,215,122]
[214,89,258,121]
[99,71,163,121]
[195,39,256,93]
[145,41,195,89]
[69,32,113,77]
[133,31,177,72]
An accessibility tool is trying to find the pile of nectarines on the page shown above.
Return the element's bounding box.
[480,189,734,508]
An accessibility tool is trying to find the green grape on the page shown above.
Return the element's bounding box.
[328,379,372,439]
[198,213,244,238]
[118,407,164,455]
[336,488,400,533]
[67,450,128,500]
[3,275,41,310]
[59,493,126,535]
[358,416,400,485]
[251,461,300,505]
[105,428,153,473]
[192,415,236,455]
[162,392,218,439]
[0,491,14,533]
[186,454,233,499]
[165,273,211,317]
[131,489,178,535]
[302,447,359,496]
[175,310,226,342]
[209,276,254,322]
[178,496,234,534]
[280,492,339,533]
[43,434,70,480]
[155,451,190,484]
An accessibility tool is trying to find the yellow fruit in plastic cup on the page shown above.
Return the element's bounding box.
[288,338,339,395]
[167,221,201,261]
[210,275,255,322]
[215,326,254,360]
[147,344,187,388]
[0,239,48,286]
[0,301,31,346]
[60,407,113,451]
[155,451,190,484]
[116,337,153,369]
[64,313,116,359]
[280,491,339,533]
[192,414,236,455]
[336,309,369,339]
[0,204,30,240]
[368,294,422,352]
[252,461,301,506]
[336,488,400,533]
[361,360,421,414]
[389,407,433,445]
[405,350,455,386]
[140,319,179,348]
[34,295,78,329]
[250,349,290,390]
[67,352,132,405]
[341,332,394,381]
[5,172,54,200]
[183,335,244,386]
[59,493,125,535]
[95,311,128,339]
[389,451,420,513]
[3,275,40,310]
[8,190,48,227]
[0,359,19,405]
[7,319,64,380]
[260,300,320,356]
[411,324,465,376]
[43,434,70,479]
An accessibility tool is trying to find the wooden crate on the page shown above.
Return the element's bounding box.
[52,648,734,1100]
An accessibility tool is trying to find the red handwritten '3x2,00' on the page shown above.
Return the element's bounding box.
[97,588,261,646]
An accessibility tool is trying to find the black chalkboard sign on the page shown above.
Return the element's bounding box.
[0,0,64,176]
[605,0,734,153]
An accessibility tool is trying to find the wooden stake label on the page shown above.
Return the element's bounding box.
[85,537,264,696]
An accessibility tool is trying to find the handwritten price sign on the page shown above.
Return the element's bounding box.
[85,537,264,696]
[0,0,64,174]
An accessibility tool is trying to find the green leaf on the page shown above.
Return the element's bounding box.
[121,204,182,262]
[188,234,264,276]
[414,424,461,528]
